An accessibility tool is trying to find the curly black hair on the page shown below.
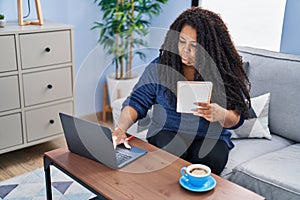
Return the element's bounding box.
[158,7,251,118]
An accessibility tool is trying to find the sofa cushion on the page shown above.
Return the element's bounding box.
[230,93,271,139]
[238,46,300,142]
[221,134,293,178]
[229,143,300,200]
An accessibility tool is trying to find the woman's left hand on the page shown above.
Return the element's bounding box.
[193,102,227,123]
[193,102,241,128]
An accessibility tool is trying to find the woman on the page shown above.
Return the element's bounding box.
[112,7,250,175]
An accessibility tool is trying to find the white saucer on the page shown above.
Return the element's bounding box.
[179,175,216,192]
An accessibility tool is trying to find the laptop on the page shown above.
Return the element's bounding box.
[59,112,147,169]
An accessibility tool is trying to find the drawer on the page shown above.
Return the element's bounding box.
[23,67,72,106]
[0,113,23,150]
[0,75,20,112]
[0,35,18,72]
[26,101,73,142]
[19,30,71,69]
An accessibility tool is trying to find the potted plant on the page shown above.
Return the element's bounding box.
[92,0,168,105]
[93,0,167,79]
[0,14,6,28]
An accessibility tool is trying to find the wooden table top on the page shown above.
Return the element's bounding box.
[44,137,265,200]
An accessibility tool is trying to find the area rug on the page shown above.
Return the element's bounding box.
[0,166,96,200]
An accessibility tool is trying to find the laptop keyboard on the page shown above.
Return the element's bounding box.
[115,151,133,165]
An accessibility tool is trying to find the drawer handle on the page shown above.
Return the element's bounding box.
[47,84,53,89]
[45,47,51,52]
[49,119,55,124]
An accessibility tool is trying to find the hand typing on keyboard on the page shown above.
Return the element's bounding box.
[112,126,131,150]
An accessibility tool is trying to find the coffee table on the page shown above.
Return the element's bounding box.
[44,137,265,200]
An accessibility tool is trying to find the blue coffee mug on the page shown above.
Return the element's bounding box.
[181,164,211,187]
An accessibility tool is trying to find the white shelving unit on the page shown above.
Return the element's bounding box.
[0,21,74,154]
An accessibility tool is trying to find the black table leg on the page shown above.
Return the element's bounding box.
[43,156,52,200]
[43,155,107,200]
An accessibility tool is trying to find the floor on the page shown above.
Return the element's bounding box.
[0,114,113,182]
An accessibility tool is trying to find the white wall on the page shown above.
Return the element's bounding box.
[280,0,300,55]
[201,0,286,52]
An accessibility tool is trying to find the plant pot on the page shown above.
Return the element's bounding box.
[0,19,6,28]
[106,73,140,105]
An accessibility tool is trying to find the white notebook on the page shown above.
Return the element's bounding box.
[176,81,213,113]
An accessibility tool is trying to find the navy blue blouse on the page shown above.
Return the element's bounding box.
[122,59,244,149]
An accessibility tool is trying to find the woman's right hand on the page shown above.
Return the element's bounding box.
[112,126,131,149]
[112,106,138,149]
